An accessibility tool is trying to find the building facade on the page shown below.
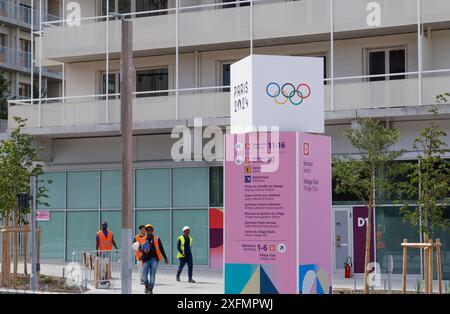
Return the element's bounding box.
[6,0,450,279]
[0,0,62,101]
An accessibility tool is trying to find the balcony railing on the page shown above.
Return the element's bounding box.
[0,0,60,27]
[8,70,450,131]
[41,0,450,62]
[0,44,31,71]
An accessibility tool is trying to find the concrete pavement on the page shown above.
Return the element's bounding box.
[3,262,449,294]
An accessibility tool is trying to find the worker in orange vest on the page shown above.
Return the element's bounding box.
[96,221,118,253]
[134,225,147,284]
[139,224,168,294]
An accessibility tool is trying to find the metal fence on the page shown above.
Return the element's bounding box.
[70,249,121,292]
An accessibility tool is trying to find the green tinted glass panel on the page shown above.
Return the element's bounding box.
[209,167,223,207]
[135,210,171,261]
[173,168,209,208]
[38,211,64,259]
[66,211,98,260]
[172,209,208,265]
[100,211,122,249]
[37,172,65,209]
[67,171,100,209]
[101,170,122,209]
[375,206,420,275]
[135,169,170,208]
[432,207,450,280]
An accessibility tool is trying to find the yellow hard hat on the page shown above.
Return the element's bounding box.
[145,224,154,230]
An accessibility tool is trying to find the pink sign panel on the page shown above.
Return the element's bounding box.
[36,210,50,221]
[298,133,332,294]
[224,132,332,294]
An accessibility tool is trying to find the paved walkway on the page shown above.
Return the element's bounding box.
[3,262,448,294]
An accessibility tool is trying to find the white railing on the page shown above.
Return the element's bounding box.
[7,70,450,130]
[0,44,31,70]
[0,0,60,27]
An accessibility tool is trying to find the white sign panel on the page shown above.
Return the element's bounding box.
[230,55,324,134]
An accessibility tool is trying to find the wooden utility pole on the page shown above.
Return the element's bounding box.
[120,18,134,294]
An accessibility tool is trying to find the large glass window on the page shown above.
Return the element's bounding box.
[38,212,65,259]
[173,167,209,208]
[37,172,65,209]
[135,210,171,261]
[209,167,223,207]
[100,210,122,249]
[136,68,169,97]
[67,171,100,209]
[66,211,99,260]
[172,209,209,265]
[101,170,122,209]
[375,206,421,275]
[135,169,170,208]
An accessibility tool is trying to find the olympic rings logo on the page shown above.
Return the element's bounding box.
[265,82,312,106]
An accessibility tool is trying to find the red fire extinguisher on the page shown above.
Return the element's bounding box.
[344,257,352,278]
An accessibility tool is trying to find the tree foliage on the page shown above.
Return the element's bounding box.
[333,118,403,293]
[399,106,450,237]
[0,71,10,120]
[0,117,48,225]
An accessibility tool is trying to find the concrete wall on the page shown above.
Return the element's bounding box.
[61,30,450,96]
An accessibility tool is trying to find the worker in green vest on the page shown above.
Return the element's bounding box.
[176,226,195,283]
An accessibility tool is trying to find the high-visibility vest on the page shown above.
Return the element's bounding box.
[134,234,147,261]
[97,229,113,251]
[151,236,162,261]
[177,235,193,259]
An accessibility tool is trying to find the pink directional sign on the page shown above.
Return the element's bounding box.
[224,132,331,294]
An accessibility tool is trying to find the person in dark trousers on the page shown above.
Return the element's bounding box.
[176,226,195,283]
[134,225,147,284]
[139,224,168,294]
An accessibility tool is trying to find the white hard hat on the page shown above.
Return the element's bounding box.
[132,242,140,251]
[183,226,191,232]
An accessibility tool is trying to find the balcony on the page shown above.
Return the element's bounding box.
[0,0,60,29]
[0,44,31,72]
[8,73,450,135]
[42,0,450,63]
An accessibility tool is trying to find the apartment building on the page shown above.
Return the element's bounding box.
[0,0,62,101]
[6,0,450,280]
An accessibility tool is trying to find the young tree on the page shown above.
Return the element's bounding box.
[400,107,450,240]
[0,71,10,120]
[333,118,403,294]
[0,117,47,226]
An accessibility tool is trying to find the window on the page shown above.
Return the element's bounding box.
[102,0,131,15]
[172,167,209,208]
[20,39,31,53]
[210,167,223,207]
[220,61,233,92]
[0,34,6,47]
[136,68,168,97]
[135,168,170,208]
[222,0,250,9]
[172,209,209,265]
[136,0,168,16]
[100,72,120,99]
[67,171,100,209]
[18,83,31,98]
[367,47,406,81]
